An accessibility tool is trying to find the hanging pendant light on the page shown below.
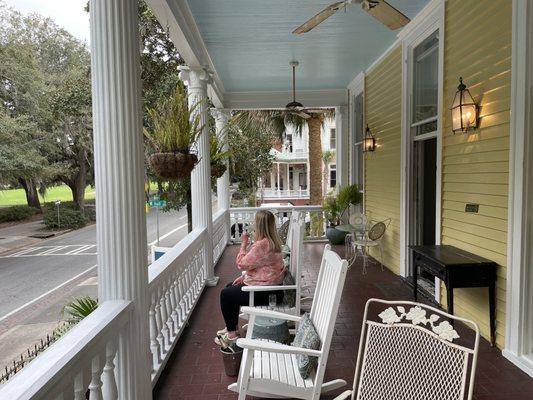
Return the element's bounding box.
[363,125,376,152]
[451,77,477,133]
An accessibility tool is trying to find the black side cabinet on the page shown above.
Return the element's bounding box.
[409,244,497,346]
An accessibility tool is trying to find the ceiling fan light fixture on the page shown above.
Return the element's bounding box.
[286,101,304,110]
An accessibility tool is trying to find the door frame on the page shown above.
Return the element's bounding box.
[504,0,533,378]
[348,72,365,209]
[399,1,444,304]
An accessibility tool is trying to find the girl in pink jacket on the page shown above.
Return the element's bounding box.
[217,210,285,343]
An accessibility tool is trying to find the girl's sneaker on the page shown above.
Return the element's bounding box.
[216,327,228,336]
[214,332,240,346]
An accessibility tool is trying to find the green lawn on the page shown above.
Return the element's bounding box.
[0,185,96,206]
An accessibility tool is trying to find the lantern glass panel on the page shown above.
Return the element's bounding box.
[363,136,375,152]
[452,89,477,132]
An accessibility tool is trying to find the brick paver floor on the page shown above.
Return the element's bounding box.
[153,243,533,400]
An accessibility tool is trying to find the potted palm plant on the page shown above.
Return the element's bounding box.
[323,184,362,245]
[210,133,230,178]
[144,84,203,180]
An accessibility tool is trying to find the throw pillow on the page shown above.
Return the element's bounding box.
[292,313,321,379]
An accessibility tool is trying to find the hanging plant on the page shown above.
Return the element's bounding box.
[144,84,204,180]
[210,132,230,178]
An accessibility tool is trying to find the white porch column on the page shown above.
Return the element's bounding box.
[212,108,232,244]
[90,0,150,398]
[335,106,349,187]
[276,163,280,192]
[212,109,231,210]
[270,171,275,190]
[306,160,310,194]
[179,66,219,286]
[286,164,290,193]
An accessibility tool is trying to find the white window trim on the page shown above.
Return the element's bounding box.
[348,72,365,208]
[399,0,444,305]
[504,0,533,378]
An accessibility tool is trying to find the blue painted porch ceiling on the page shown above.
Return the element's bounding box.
[186,0,429,92]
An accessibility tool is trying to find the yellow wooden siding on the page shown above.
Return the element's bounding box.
[441,0,512,347]
[364,46,402,274]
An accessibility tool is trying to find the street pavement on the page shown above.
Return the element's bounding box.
[0,205,193,370]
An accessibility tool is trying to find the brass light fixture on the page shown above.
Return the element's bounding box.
[363,125,376,152]
[451,77,477,133]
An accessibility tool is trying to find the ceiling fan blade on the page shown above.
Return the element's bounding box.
[293,1,348,34]
[304,108,329,114]
[362,0,410,30]
[294,110,311,119]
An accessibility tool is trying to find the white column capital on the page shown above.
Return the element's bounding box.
[178,65,212,90]
[210,108,232,122]
[335,105,349,118]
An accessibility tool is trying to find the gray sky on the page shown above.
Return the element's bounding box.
[3,0,90,44]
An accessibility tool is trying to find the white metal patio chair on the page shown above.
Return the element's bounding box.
[349,218,391,273]
[334,299,480,400]
[344,213,368,268]
[241,212,304,317]
[229,244,348,399]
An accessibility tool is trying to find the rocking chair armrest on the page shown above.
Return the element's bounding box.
[236,338,322,357]
[241,285,297,292]
[240,306,302,322]
[332,390,353,400]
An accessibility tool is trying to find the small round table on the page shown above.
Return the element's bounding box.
[337,223,367,235]
[251,316,290,344]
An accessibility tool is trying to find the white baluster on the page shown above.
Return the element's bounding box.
[154,288,164,351]
[149,293,161,370]
[178,272,187,319]
[184,266,193,309]
[159,284,170,346]
[101,341,118,400]
[74,371,86,400]
[169,274,179,330]
[88,355,103,400]
[164,278,175,338]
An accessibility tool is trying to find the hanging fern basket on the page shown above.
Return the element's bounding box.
[149,151,198,180]
[211,163,227,179]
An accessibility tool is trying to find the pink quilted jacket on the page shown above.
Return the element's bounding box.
[236,238,285,286]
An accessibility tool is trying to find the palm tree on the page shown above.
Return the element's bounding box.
[232,110,334,205]
[322,149,335,195]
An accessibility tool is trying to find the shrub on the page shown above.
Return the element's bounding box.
[84,206,96,222]
[0,205,36,223]
[43,205,88,230]
[43,201,96,223]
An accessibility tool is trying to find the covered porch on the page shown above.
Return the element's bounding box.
[152,244,533,400]
[1,0,533,399]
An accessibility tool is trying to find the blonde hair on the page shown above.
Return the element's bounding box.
[254,210,283,253]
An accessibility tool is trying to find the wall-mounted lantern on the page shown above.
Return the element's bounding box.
[451,77,478,133]
[363,125,376,152]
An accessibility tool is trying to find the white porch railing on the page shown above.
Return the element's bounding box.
[0,205,322,398]
[0,301,132,399]
[148,227,207,384]
[230,205,327,242]
[259,188,310,199]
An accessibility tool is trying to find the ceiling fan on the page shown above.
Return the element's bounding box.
[285,61,328,119]
[293,0,410,34]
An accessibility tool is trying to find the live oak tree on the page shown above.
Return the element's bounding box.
[0,2,93,209]
[51,67,93,209]
[0,4,54,209]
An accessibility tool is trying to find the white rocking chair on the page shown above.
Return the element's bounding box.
[229,244,348,399]
[241,211,305,317]
[334,299,480,400]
